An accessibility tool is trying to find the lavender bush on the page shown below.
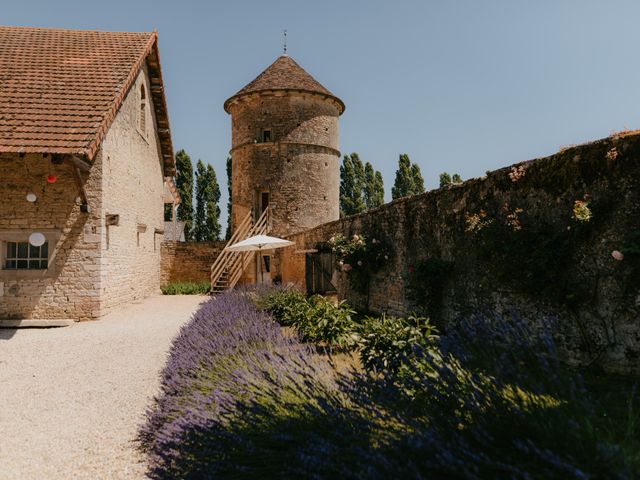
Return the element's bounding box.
[140,290,638,479]
[138,290,403,478]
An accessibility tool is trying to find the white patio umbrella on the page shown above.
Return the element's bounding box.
[224,234,295,284]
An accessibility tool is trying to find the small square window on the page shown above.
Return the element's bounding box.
[261,129,272,142]
[4,241,49,270]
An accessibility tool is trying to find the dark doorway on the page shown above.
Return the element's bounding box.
[260,192,269,214]
[305,249,336,295]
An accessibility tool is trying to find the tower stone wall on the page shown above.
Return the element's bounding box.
[228,93,341,237]
[224,55,344,284]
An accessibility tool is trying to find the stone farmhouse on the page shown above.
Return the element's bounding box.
[0,26,179,324]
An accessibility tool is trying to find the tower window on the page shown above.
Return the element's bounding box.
[260,192,270,213]
[261,129,272,142]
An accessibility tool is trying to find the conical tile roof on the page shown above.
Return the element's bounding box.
[224,55,344,113]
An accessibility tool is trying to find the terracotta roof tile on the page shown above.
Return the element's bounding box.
[224,55,344,113]
[0,26,176,174]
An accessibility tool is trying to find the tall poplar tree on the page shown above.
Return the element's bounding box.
[340,153,365,216]
[411,163,425,194]
[175,149,194,241]
[225,156,232,240]
[339,154,354,216]
[194,160,222,241]
[205,164,222,241]
[392,154,415,199]
[341,153,385,215]
[373,170,385,207]
[392,154,424,199]
[193,159,208,241]
[364,162,384,209]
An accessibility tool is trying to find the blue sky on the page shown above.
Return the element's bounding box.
[4,0,640,229]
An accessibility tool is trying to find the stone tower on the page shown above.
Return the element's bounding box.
[224,55,345,240]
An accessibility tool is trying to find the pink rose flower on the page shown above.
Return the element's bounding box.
[612,250,624,261]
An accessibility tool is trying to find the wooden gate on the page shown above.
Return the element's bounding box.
[305,250,336,295]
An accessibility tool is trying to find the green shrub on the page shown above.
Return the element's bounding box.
[161,281,210,295]
[301,296,356,349]
[355,314,437,374]
[258,288,308,326]
[258,288,439,367]
[258,289,357,349]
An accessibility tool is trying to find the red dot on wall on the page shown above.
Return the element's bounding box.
[46,174,57,183]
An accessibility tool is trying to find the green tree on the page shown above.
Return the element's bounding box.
[194,160,222,241]
[225,156,232,240]
[392,154,415,199]
[339,154,354,216]
[364,162,384,209]
[439,172,452,187]
[193,159,208,241]
[340,153,366,216]
[373,171,385,206]
[175,150,194,241]
[205,164,222,241]
[411,163,425,194]
[393,154,425,199]
[440,172,463,187]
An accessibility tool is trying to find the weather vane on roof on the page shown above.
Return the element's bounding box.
[283,29,287,55]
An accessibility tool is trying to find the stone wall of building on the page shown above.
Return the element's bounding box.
[98,67,167,313]
[0,152,103,320]
[160,241,226,285]
[279,134,640,373]
[0,67,169,321]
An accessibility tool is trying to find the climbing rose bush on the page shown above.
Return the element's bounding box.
[572,198,592,222]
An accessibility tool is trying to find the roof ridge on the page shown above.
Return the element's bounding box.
[0,25,153,35]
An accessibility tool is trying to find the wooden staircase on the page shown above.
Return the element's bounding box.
[210,207,269,294]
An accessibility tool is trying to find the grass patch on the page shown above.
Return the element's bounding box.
[160,281,210,295]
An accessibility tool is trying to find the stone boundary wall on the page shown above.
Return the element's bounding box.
[279,134,640,373]
[160,241,226,285]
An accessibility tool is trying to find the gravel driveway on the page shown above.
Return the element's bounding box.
[0,295,206,480]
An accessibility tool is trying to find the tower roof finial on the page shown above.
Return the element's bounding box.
[283,29,287,55]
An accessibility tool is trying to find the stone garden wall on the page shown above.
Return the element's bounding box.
[160,241,226,286]
[278,133,640,373]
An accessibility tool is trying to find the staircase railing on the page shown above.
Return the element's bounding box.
[225,207,269,290]
[210,207,270,293]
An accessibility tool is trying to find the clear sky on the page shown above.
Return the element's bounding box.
[4,0,640,230]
